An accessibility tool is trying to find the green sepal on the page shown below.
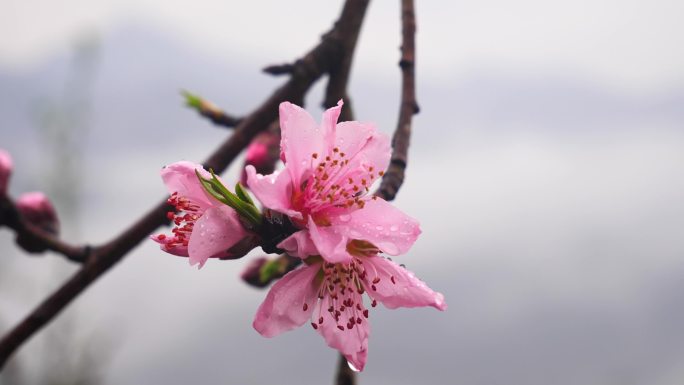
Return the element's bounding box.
[194,169,262,228]
[234,182,255,205]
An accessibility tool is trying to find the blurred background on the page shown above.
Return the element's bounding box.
[1,0,683,384]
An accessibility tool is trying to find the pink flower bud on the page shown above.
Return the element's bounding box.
[16,192,60,235]
[0,149,12,195]
[241,257,269,287]
[240,131,279,185]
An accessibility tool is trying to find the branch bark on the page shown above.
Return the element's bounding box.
[376,0,419,202]
[0,0,370,370]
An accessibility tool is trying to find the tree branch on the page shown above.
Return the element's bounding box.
[376,0,418,202]
[182,90,243,129]
[0,0,370,369]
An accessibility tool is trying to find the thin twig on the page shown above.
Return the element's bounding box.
[0,0,371,369]
[335,353,357,385]
[376,0,419,202]
[182,90,243,129]
[322,0,366,122]
[262,63,295,76]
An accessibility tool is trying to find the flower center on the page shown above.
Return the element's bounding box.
[160,192,201,248]
[305,258,381,332]
[298,147,384,218]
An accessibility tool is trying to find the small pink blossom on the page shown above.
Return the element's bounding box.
[253,252,446,371]
[240,130,279,185]
[0,149,13,195]
[16,191,59,235]
[246,101,421,263]
[152,161,250,268]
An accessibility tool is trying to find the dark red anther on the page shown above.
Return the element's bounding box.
[363,309,369,318]
[312,323,318,330]
[337,325,345,331]
[372,277,381,284]
[356,317,362,324]
[371,300,377,308]
[391,275,396,284]
[347,323,353,330]
[371,285,377,291]
[166,211,175,220]
[302,303,308,311]
[319,317,324,324]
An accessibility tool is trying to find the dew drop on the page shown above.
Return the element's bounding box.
[339,214,351,222]
[347,361,360,372]
[375,225,383,231]
[390,225,398,232]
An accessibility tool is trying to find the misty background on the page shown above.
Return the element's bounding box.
[1,1,683,384]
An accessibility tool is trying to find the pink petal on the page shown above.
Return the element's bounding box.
[187,206,248,269]
[321,100,343,154]
[279,102,324,187]
[362,256,447,311]
[335,123,391,180]
[161,161,214,210]
[315,293,370,371]
[253,264,320,337]
[321,198,420,257]
[245,165,302,219]
[307,216,353,264]
[277,230,319,259]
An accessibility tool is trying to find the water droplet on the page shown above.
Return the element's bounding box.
[339,214,351,222]
[347,361,360,372]
[390,225,398,232]
[375,225,383,231]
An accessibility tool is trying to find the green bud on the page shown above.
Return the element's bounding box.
[181,90,202,109]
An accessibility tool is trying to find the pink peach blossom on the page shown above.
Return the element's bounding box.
[253,252,446,371]
[151,161,250,268]
[246,101,421,263]
[0,149,12,195]
[249,101,444,370]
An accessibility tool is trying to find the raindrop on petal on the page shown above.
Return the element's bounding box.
[347,361,360,372]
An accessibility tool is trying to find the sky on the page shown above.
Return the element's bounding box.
[1,1,684,384]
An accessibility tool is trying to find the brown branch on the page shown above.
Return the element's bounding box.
[0,196,88,263]
[376,0,418,202]
[335,353,357,385]
[322,0,366,122]
[0,0,370,370]
[262,63,295,76]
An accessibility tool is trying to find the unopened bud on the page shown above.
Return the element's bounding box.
[0,149,12,195]
[240,131,280,185]
[241,257,269,287]
[16,192,60,235]
[241,254,302,288]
